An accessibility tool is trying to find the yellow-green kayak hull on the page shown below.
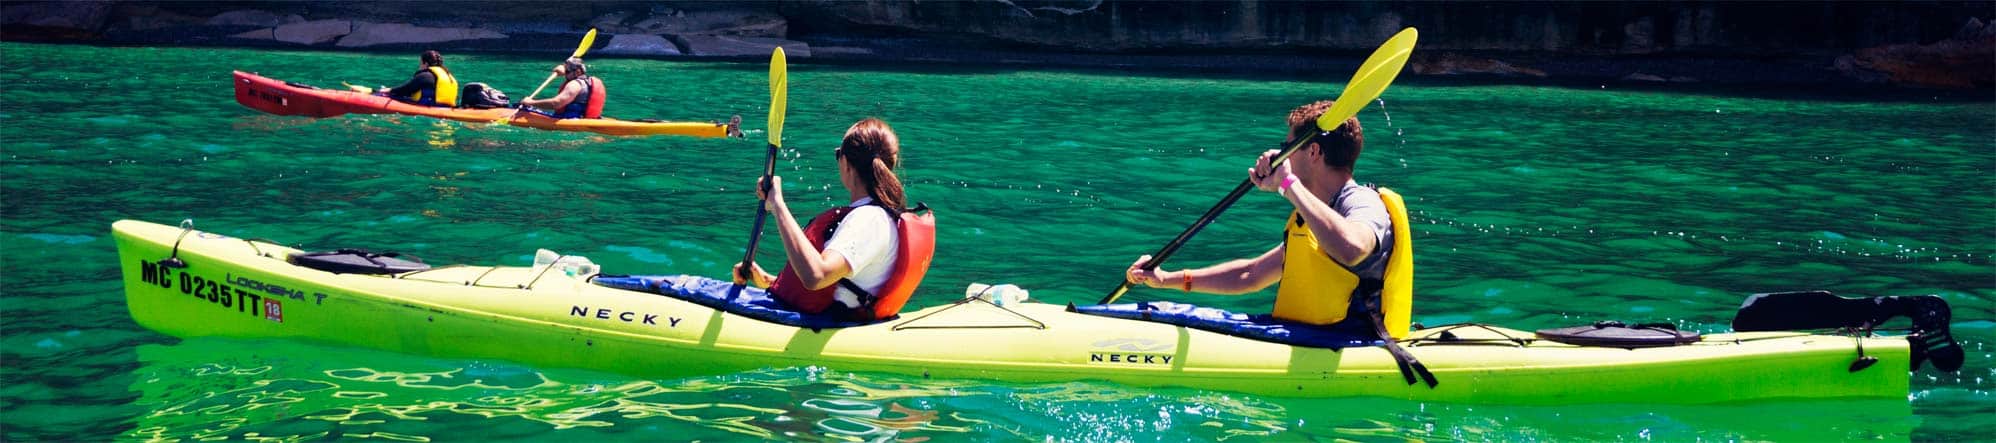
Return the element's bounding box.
[113,219,1909,404]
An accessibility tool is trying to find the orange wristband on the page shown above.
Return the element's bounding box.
[1180,273,1193,292]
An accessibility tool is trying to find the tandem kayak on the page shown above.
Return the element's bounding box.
[232,71,742,138]
[114,219,1932,405]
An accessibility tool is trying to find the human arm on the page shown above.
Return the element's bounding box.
[1125,244,1285,295]
[756,176,856,290]
[522,78,584,110]
[381,71,435,99]
[1249,150,1379,265]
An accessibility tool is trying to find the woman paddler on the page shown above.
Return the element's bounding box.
[733,118,936,320]
[373,50,459,107]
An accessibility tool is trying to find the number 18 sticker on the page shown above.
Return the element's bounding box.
[264,298,284,323]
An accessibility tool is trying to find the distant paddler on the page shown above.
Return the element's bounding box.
[362,50,460,107]
[518,58,605,119]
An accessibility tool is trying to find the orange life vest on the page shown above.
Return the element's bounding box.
[769,204,936,320]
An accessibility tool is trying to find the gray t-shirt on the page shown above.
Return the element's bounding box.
[1331,180,1393,280]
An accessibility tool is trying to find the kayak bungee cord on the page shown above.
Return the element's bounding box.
[891,296,1048,331]
[159,219,197,269]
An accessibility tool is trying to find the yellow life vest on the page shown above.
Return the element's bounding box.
[412,66,459,107]
[1273,186,1414,339]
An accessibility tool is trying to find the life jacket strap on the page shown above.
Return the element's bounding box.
[829,201,930,312]
[1374,307,1438,388]
[837,278,876,307]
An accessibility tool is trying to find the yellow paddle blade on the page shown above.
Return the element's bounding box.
[1317,27,1417,132]
[768,47,787,148]
[571,28,599,59]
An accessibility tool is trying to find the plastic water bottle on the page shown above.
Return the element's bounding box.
[533,249,600,279]
[965,283,1030,306]
[533,249,561,268]
[564,257,600,278]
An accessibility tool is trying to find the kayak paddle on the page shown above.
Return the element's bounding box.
[1099,27,1418,305]
[737,47,788,283]
[502,28,598,123]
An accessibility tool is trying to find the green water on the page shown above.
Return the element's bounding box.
[3,42,1991,441]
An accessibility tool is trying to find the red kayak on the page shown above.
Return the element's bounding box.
[233,71,740,138]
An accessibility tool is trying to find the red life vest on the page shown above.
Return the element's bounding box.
[582,76,605,119]
[769,204,936,320]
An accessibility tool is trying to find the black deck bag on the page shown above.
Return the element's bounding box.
[1535,321,1701,348]
[460,83,510,109]
[288,249,430,275]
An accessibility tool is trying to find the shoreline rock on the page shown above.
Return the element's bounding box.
[229,28,275,41]
[335,22,507,48]
[273,19,351,45]
[598,33,682,56]
[1836,18,1996,89]
[1411,53,1548,78]
[3,2,1989,90]
[1,1,111,39]
[206,10,304,28]
[670,34,809,58]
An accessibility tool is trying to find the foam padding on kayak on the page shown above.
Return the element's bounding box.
[1073,302,1385,349]
[593,275,877,329]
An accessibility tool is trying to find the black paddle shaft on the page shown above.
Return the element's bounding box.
[1098,133,1321,304]
[738,142,779,280]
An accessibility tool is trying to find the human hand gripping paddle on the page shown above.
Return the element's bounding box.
[735,47,787,286]
[500,28,598,123]
[1100,28,1418,305]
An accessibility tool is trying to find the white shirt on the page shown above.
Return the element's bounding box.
[823,197,900,308]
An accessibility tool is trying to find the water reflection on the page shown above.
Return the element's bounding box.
[128,336,1928,442]
[424,121,456,150]
[128,340,1000,441]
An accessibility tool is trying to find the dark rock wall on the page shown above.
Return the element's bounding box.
[11,1,1981,53]
[4,0,1990,88]
[782,0,1985,54]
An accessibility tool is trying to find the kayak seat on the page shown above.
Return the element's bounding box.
[1072,302,1386,349]
[288,249,430,275]
[593,274,880,329]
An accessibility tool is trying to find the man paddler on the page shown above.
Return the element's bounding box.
[520,58,605,119]
[1124,99,1396,336]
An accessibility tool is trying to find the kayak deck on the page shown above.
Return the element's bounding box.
[232,70,738,138]
[112,219,1910,404]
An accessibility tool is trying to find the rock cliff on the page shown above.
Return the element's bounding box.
[3,0,1989,88]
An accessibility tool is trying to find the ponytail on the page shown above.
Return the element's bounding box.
[840,118,906,212]
[869,157,905,211]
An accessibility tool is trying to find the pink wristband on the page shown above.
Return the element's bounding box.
[1280,174,1299,192]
